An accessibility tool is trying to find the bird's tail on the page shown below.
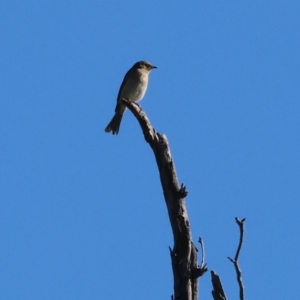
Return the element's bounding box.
[104,112,123,135]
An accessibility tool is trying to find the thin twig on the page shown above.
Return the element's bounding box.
[198,237,205,269]
[228,217,246,300]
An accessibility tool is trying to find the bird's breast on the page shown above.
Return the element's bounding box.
[120,74,149,103]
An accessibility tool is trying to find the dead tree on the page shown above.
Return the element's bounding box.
[121,99,246,300]
[122,99,207,300]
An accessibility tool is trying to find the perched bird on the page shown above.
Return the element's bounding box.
[105,60,157,135]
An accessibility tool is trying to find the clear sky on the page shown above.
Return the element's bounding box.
[1,1,299,299]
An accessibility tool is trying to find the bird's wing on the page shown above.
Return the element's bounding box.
[114,69,131,112]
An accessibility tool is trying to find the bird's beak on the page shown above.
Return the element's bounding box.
[151,65,157,69]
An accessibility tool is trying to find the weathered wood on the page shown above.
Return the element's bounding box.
[122,99,207,300]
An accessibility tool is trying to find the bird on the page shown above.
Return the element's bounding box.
[105,60,157,135]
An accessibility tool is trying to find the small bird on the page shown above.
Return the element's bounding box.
[105,60,157,135]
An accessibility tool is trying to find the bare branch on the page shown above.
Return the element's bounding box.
[228,217,246,300]
[122,99,207,299]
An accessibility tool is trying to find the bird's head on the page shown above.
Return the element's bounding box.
[134,61,157,71]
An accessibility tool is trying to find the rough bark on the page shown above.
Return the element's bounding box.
[122,99,207,300]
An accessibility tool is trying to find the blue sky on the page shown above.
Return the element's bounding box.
[1,1,299,299]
